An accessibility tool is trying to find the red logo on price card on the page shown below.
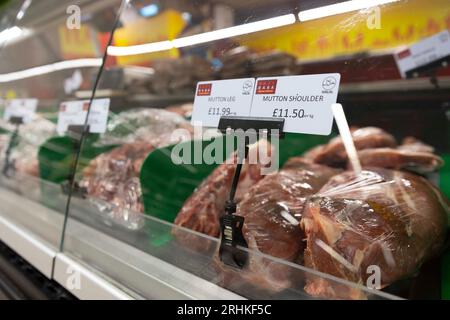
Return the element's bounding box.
[197,83,212,96]
[397,49,411,60]
[82,102,89,111]
[256,79,277,94]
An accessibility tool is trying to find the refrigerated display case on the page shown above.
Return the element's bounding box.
[0,0,449,300]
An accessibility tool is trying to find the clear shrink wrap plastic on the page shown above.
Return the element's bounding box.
[0,116,56,177]
[171,127,448,298]
[304,127,444,174]
[301,168,448,299]
[173,139,273,251]
[212,165,448,299]
[94,108,192,147]
[11,116,56,177]
[213,157,340,293]
[80,109,193,229]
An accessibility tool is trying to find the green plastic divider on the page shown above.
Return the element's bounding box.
[38,134,115,184]
[37,134,116,209]
[440,154,450,299]
[141,135,450,297]
[140,133,328,223]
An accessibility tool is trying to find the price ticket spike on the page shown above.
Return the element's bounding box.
[331,103,362,175]
[2,116,23,177]
[217,116,284,269]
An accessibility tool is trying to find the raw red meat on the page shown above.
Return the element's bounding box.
[214,158,340,292]
[398,137,435,153]
[304,127,396,167]
[80,142,155,229]
[356,148,443,174]
[354,136,442,174]
[79,108,193,229]
[301,168,448,299]
[173,140,273,251]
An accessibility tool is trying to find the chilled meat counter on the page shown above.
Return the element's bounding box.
[0,0,449,300]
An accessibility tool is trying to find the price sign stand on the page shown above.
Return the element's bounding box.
[217,116,285,269]
[2,116,24,178]
[60,125,89,198]
[395,30,450,88]
[407,56,449,89]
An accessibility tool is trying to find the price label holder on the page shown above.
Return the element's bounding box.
[57,98,110,136]
[192,74,340,269]
[2,99,38,177]
[217,116,285,269]
[191,78,255,127]
[394,30,450,87]
[250,73,341,135]
[59,124,90,198]
[57,98,109,197]
[3,98,38,124]
[2,116,24,178]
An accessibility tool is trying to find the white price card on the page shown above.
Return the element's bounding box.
[3,98,38,124]
[191,78,256,127]
[57,98,110,135]
[395,30,450,78]
[249,74,340,135]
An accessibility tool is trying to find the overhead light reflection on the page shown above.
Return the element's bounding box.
[107,14,296,56]
[172,14,296,48]
[0,27,25,45]
[140,4,159,17]
[298,0,400,22]
[107,40,173,56]
[0,58,102,83]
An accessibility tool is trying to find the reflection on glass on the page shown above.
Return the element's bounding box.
[61,0,450,300]
[1,0,448,300]
[0,0,123,249]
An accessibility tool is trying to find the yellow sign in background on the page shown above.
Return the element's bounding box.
[239,0,450,60]
[113,10,186,65]
[58,24,98,59]
[60,1,449,64]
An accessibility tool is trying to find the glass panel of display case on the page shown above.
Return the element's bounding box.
[63,0,450,299]
[62,201,399,299]
[0,0,122,249]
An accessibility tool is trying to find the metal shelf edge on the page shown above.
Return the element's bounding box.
[53,253,133,300]
[0,214,56,279]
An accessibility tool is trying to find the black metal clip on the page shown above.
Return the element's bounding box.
[217,116,284,269]
[67,124,88,141]
[60,180,87,198]
[2,116,23,178]
[218,116,285,138]
[219,206,248,269]
[405,54,450,89]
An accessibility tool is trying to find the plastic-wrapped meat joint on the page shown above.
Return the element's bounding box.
[301,168,448,299]
[9,116,56,176]
[356,148,443,174]
[304,127,397,168]
[95,108,192,147]
[80,142,155,229]
[398,137,435,153]
[304,127,443,174]
[80,108,193,229]
[356,137,443,174]
[214,158,340,293]
[173,140,273,251]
